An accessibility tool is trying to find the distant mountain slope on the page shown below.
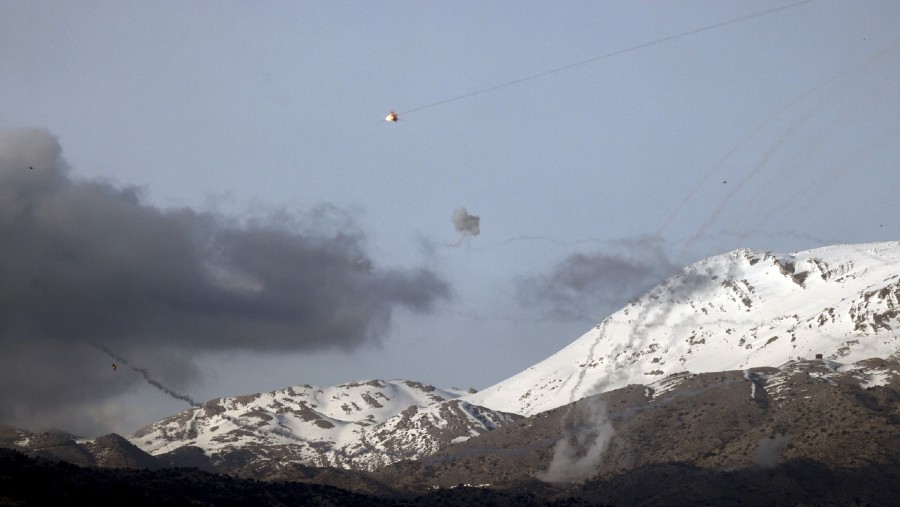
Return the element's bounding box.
[0,425,161,469]
[466,241,900,416]
[128,379,519,472]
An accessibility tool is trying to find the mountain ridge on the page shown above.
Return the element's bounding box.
[464,241,900,416]
[128,378,519,472]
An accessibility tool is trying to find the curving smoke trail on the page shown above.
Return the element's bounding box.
[655,79,827,238]
[727,45,900,248]
[681,105,817,254]
[663,38,900,257]
[89,341,201,408]
[89,341,331,448]
[737,121,900,247]
[90,339,445,466]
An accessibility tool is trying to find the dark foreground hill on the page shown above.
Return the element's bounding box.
[0,448,398,507]
[3,447,899,506]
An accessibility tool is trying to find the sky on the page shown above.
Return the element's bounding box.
[1,0,899,437]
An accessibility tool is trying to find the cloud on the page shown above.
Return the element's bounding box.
[0,128,450,433]
[516,235,679,321]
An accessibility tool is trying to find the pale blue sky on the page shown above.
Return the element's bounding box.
[2,0,899,435]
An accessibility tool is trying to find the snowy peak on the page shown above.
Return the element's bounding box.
[465,242,900,416]
[129,379,516,472]
[343,399,516,467]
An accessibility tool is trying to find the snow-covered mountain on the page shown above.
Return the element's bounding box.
[465,241,900,416]
[129,379,519,472]
[128,241,900,473]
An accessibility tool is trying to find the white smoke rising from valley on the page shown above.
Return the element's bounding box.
[753,433,791,467]
[537,398,614,483]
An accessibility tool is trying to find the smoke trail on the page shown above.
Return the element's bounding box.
[399,0,816,117]
[89,341,330,449]
[727,47,900,248]
[655,77,829,237]
[682,107,815,253]
[737,122,900,247]
[89,340,437,462]
[537,397,615,483]
[89,341,201,407]
[672,39,900,254]
[87,341,416,463]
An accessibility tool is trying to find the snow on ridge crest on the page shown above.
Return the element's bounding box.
[464,241,900,417]
[128,378,517,471]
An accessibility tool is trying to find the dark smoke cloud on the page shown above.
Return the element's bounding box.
[0,128,450,433]
[516,236,679,321]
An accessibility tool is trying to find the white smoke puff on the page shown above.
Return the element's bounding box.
[452,207,480,236]
[753,433,791,467]
[537,398,614,482]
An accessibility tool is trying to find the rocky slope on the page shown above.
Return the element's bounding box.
[374,356,900,495]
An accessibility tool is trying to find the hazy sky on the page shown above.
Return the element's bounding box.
[2,0,899,436]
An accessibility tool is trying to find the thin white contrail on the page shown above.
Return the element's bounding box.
[398,0,816,117]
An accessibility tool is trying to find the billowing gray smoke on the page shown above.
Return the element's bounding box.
[0,128,450,434]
